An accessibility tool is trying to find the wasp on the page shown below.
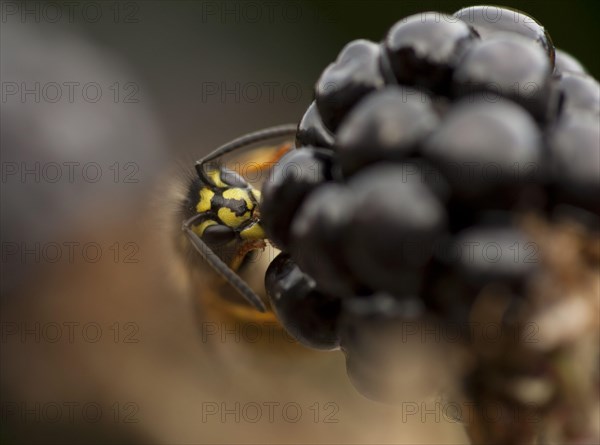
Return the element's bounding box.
[181,124,297,313]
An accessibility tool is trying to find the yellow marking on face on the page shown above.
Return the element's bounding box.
[240,222,266,240]
[192,219,216,236]
[218,207,250,228]
[196,188,214,213]
[208,170,227,188]
[222,187,254,210]
[251,188,261,202]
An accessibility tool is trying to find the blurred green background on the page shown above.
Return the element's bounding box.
[82,0,600,158]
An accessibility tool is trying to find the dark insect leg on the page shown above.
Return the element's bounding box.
[194,124,297,184]
[182,213,267,312]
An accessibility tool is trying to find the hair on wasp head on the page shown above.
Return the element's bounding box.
[182,124,298,313]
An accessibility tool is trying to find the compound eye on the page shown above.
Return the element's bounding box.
[220,168,248,188]
[202,224,236,246]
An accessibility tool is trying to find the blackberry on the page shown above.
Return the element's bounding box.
[422,97,542,205]
[555,72,600,116]
[395,157,451,203]
[296,101,335,149]
[548,115,600,213]
[265,253,341,350]
[383,12,478,94]
[343,164,447,297]
[340,294,428,402]
[336,86,439,177]
[422,216,538,328]
[452,34,552,120]
[315,39,385,132]
[454,5,555,65]
[554,48,586,75]
[290,183,360,296]
[260,147,334,250]
[225,5,599,438]
[451,225,538,286]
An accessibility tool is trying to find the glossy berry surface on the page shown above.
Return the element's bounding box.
[296,100,335,149]
[260,147,333,250]
[343,165,447,296]
[290,183,359,297]
[255,5,599,406]
[554,48,586,75]
[454,5,555,65]
[423,98,542,202]
[548,116,600,213]
[384,12,477,94]
[265,253,341,350]
[336,86,439,177]
[556,72,600,116]
[453,34,552,119]
[315,40,385,132]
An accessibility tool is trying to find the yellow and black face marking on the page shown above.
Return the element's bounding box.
[181,124,297,313]
[196,170,264,232]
